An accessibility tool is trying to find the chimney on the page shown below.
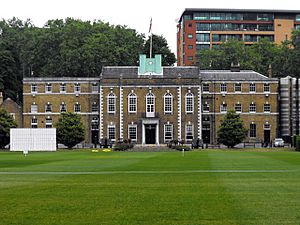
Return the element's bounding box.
[268,64,272,78]
[0,92,3,105]
[230,62,240,72]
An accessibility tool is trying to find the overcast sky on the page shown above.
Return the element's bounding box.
[1,0,300,54]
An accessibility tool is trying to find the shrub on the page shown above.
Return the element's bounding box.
[175,145,191,151]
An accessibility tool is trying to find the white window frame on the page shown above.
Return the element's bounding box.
[107,125,116,142]
[220,83,227,93]
[45,118,52,128]
[60,103,66,113]
[128,92,137,113]
[107,92,116,114]
[249,102,256,113]
[249,83,256,93]
[92,102,98,113]
[31,84,37,93]
[202,83,209,93]
[74,103,81,113]
[264,103,271,113]
[146,92,155,117]
[220,103,227,113]
[185,92,194,114]
[235,103,242,113]
[45,83,52,93]
[74,83,80,93]
[250,123,256,138]
[45,103,52,113]
[92,83,98,93]
[264,83,270,93]
[31,117,38,128]
[203,102,210,112]
[185,124,194,141]
[31,104,38,113]
[164,92,173,114]
[60,83,66,93]
[128,124,137,142]
[164,124,173,142]
[235,83,241,92]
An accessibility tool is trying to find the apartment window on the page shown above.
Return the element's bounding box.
[264,103,271,113]
[202,83,209,92]
[249,83,256,92]
[164,92,173,114]
[31,117,38,128]
[220,103,227,113]
[249,102,256,113]
[196,44,210,51]
[45,83,52,93]
[185,124,194,141]
[196,23,210,31]
[74,103,81,113]
[250,123,256,138]
[145,92,155,118]
[203,102,210,112]
[60,83,66,93]
[128,92,137,113]
[264,83,270,93]
[74,83,80,93]
[45,118,52,128]
[60,103,66,112]
[235,103,242,113]
[187,56,193,61]
[295,14,300,22]
[45,103,52,113]
[188,45,193,49]
[31,84,37,93]
[164,124,173,142]
[185,92,194,114]
[235,83,241,92]
[196,33,210,42]
[92,83,98,93]
[220,83,227,93]
[108,125,116,142]
[107,92,116,114]
[31,104,38,113]
[128,124,137,142]
[92,102,98,113]
[187,34,193,39]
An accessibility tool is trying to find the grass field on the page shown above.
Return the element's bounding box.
[1,149,300,225]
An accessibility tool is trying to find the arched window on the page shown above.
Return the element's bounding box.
[107,92,116,113]
[185,92,194,113]
[164,92,173,114]
[128,92,137,113]
[146,92,155,117]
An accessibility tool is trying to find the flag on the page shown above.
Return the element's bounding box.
[148,17,152,33]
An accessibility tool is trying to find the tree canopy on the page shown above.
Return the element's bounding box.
[0,108,18,148]
[217,111,248,148]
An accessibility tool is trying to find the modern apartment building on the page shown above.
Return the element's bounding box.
[177,8,300,66]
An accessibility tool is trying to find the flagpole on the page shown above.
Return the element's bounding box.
[149,17,152,58]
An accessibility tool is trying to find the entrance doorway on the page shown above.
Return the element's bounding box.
[145,124,156,144]
[264,130,270,144]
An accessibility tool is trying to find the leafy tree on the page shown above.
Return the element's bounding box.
[55,112,85,149]
[217,111,248,148]
[143,34,176,66]
[0,108,17,148]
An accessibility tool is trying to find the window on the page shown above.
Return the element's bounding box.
[264,103,271,113]
[91,117,99,130]
[220,83,227,93]
[31,84,37,93]
[264,123,271,130]
[164,92,173,114]
[187,34,193,39]
[220,103,227,113]
[249,102,256,113]
[107,92,116,114]
[249,83,256,92]
[108,125,116,142]
[196,33,210,42]
[250,123,256,138]
[74,83,80,93]
[60,83,66,93]
[45,83,52,93]
[31,104,38,113]
[185,124,194,141]
[92,83,98,93]
[164,124,173,142]
[196,23,210,31]
[92,102,98,112]
[235,83,241,92]
[45,118,52,128]
[296,14,300,22]
[202,83,209,92]
[60,103,66,112]
[31,117,38,128]
[264,83,270,93]
[45,103,52,113]
[187,56,193,61]
[74,103,81,113]
[196,44,210,51]
[146,92,155,117]
[203,102,209,112]
[188,45,193,49]
[128,125,137,142]
[235,103,242,113]
[185,92,194,114]
[128,92,137,113]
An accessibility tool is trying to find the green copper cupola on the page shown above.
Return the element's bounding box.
[138,54,163,75]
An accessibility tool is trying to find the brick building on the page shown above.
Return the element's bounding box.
[0,92,23,127]
[177,8,300,66]
[22,55,279,146]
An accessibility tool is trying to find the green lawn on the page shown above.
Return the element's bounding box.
[1,150,300,225]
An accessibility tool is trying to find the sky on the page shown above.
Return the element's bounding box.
[1,0,300,54]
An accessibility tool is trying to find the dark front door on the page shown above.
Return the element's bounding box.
[145,124,156,144]
[264,130,270,144]
[202,130,210,144]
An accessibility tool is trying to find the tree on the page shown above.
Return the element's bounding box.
[217,111,248,148]
[0,108,17,148]
[143,34,176,66]
[55,112,85,148]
